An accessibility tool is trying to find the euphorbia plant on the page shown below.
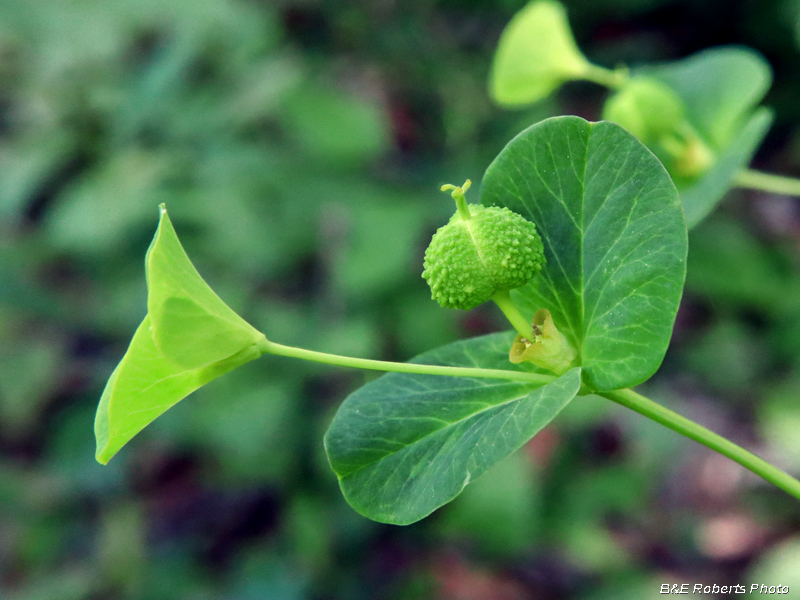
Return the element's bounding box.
[95,115,800,525]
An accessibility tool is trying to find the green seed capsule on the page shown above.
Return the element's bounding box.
[422,180,545,310]
[602,77,684,145]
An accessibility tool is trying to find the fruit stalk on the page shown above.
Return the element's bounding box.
[492,290,533,339]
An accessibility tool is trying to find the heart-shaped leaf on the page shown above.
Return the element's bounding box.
[324,332,581,525]
[94,206,265,464]
[481,116,687,392]
[489,0,592,107]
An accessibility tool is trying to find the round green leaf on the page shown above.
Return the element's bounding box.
[481,116,687,392]
[324,332,581,525]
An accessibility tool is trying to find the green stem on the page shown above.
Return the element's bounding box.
[454,193,472,221]
[259,338,554,386]
[735,169,800,197]
[600,388,800,501]
[492,290,533,339]
[583,64,628,90]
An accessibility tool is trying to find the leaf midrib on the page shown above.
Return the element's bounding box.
[575,124,588,359]
[333,379,541,479]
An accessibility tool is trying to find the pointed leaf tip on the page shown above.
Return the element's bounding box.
[146,207,264,369]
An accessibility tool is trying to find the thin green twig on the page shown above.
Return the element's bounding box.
[259,339,555,386]
[735,169,800,197]
[600,387,800,501]
[492,290,533,339]
[582,64,628,89]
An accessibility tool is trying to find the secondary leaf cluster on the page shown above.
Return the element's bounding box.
[489,0,774,228]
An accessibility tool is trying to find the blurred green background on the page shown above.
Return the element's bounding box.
[3,0,800,598]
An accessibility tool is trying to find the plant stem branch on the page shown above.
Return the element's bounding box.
[582,64,628,90]
[492,290,533,339]
[600,387,800,500]
[259,338,555,386]
[734,169,800,197]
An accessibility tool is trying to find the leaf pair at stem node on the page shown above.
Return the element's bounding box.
[94,115,800,526]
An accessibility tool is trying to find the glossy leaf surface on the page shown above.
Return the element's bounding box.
[325,333,581,524]
[94,206,265,464]
[482,116,687,392]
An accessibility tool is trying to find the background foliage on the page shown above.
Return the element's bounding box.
[3,0,800,597]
